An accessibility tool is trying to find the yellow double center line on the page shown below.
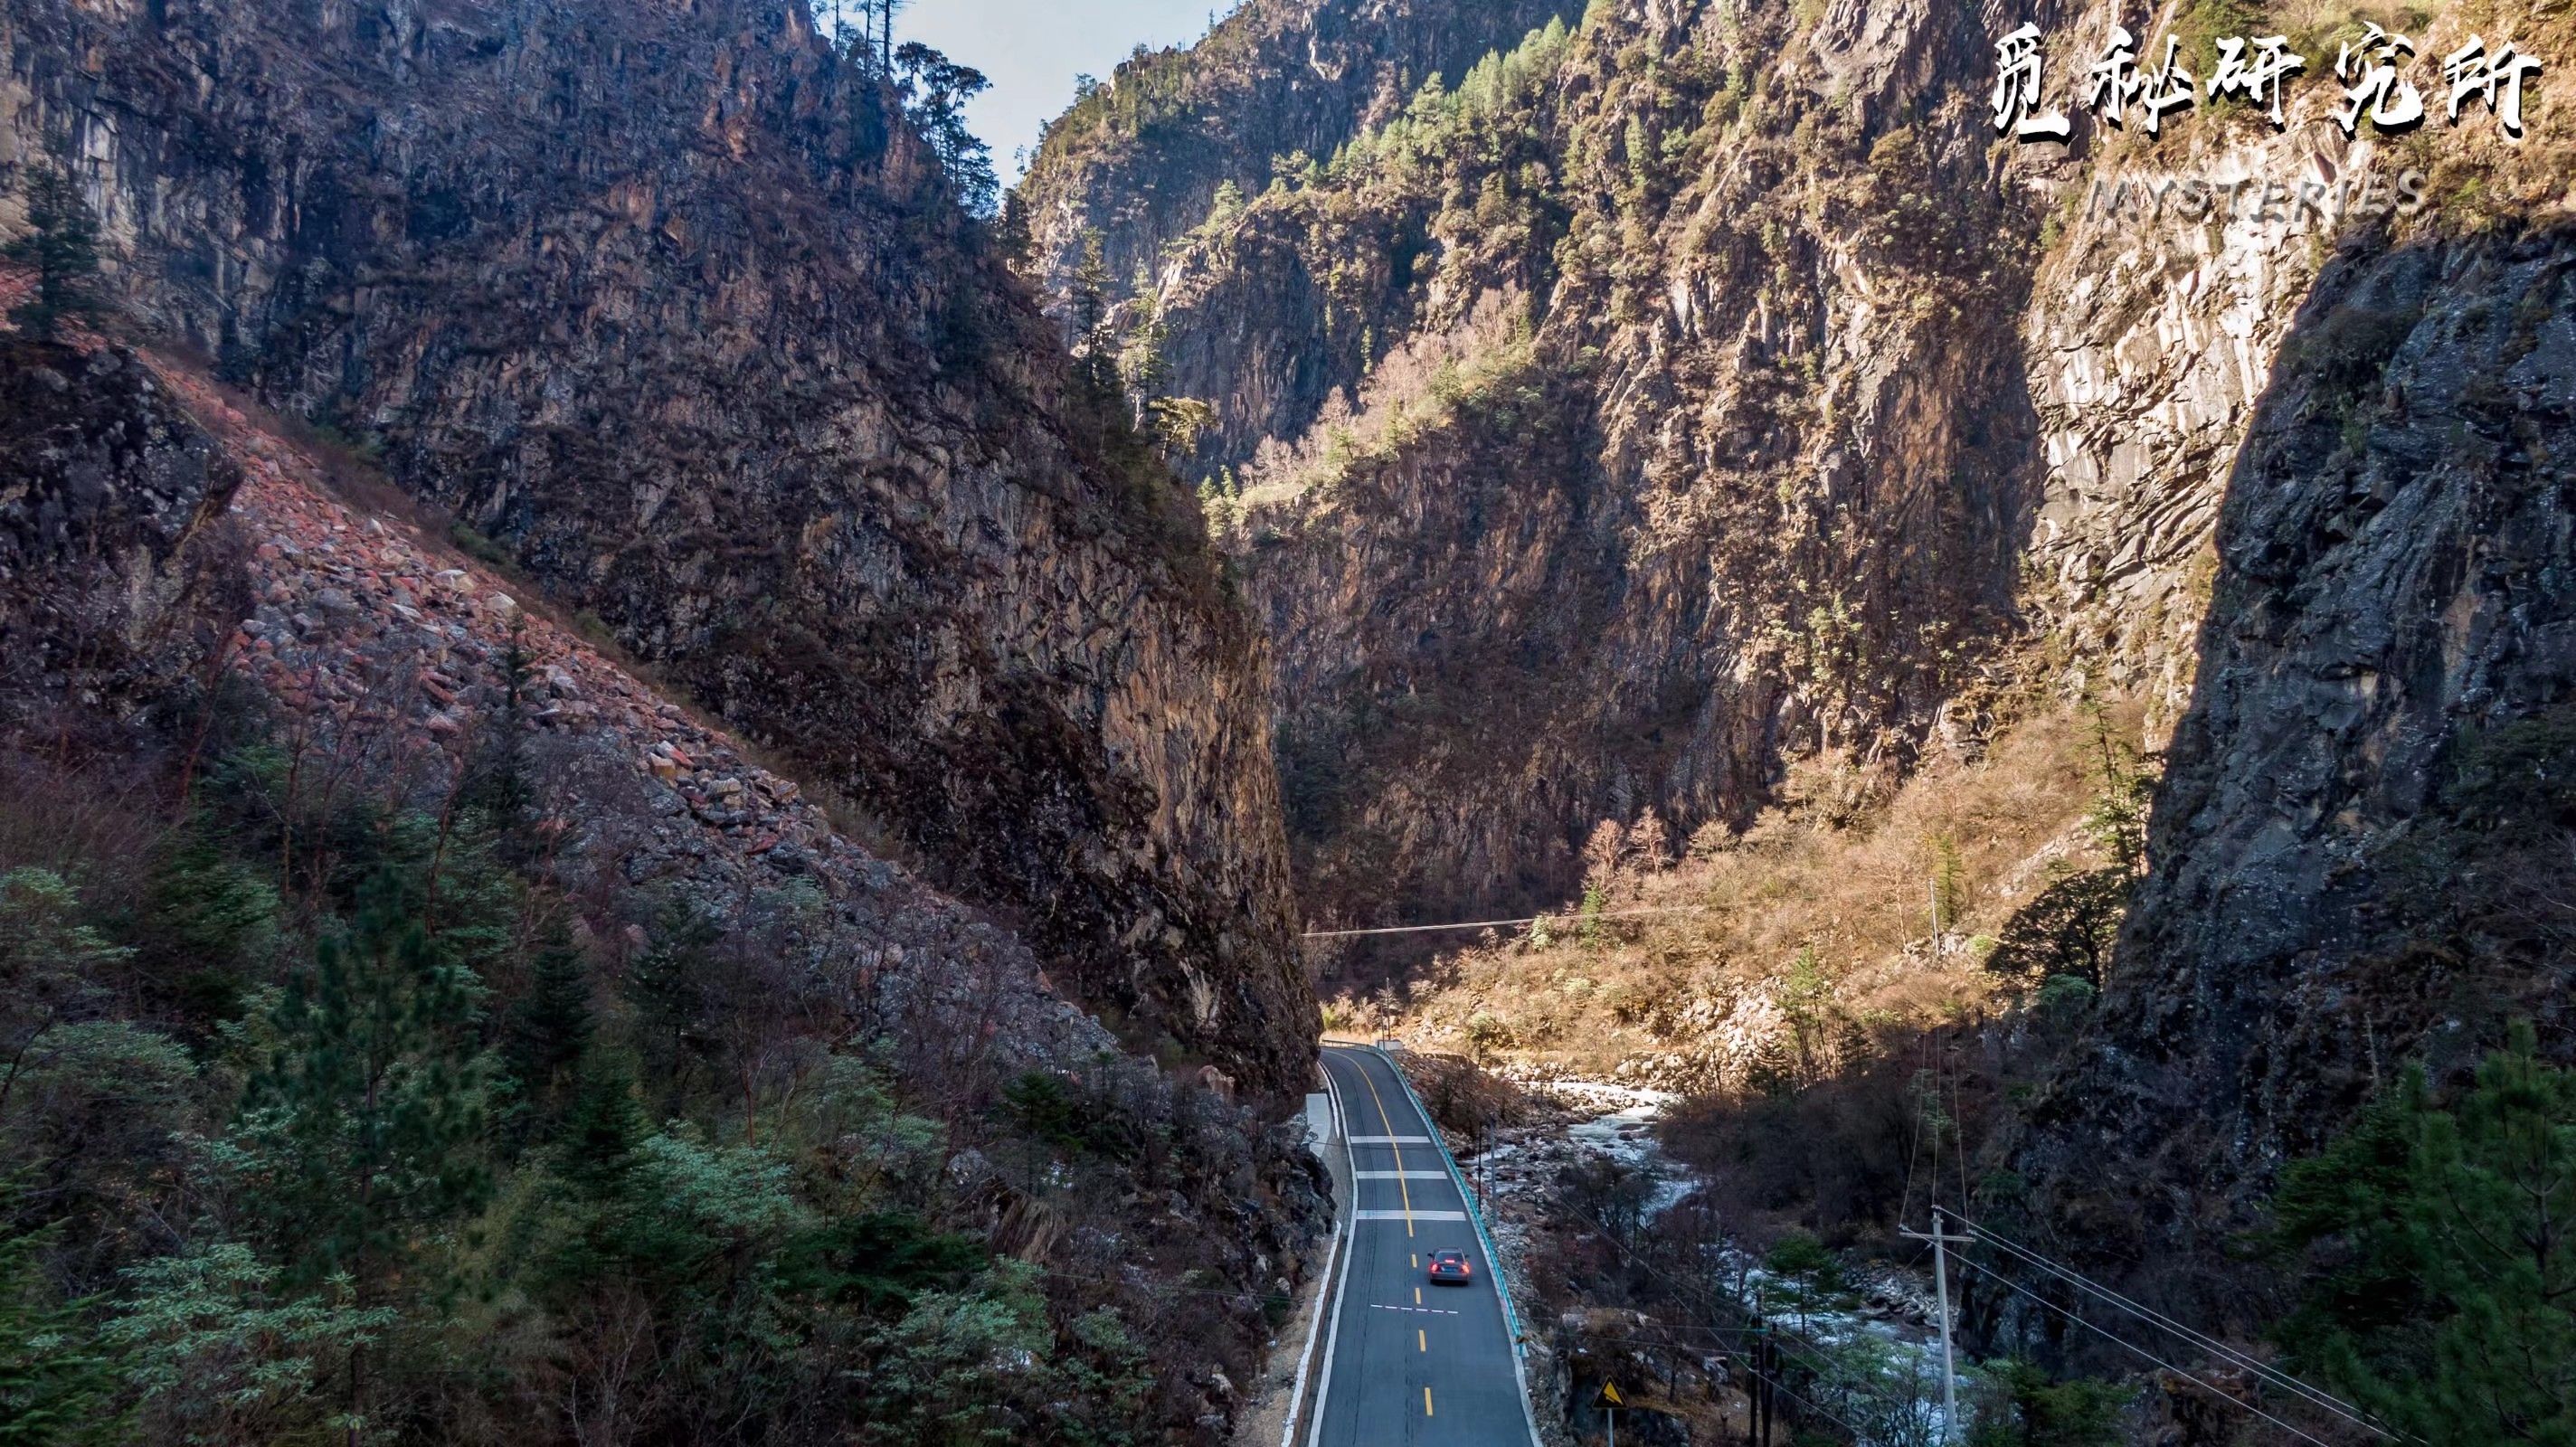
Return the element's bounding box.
[1350,1055,1416,1237]
[1334,1050,1436,1422]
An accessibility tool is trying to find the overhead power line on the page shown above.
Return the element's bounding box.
[1947,1253,2338,1447]
[1302,905,1708,939]
[1945,1211,2400,1442]
[1538,1186,1907,1440]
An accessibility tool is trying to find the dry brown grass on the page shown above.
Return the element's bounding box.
[1330,696,2151,1083]
[1231,288,1538,516]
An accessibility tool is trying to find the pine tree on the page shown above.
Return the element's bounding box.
[1762,1231,1841,1335]
[143,829,280,1006]
[462,627,539,855]
[522,1053,655,1307]
[0,1206,123,1447]
[1931,833,1968,932]
[4,164,103,342]
[893,42,995,216]
[233,868,492,1293]
[869,0,907,71]
[503,928,593,1125]
[0,870,128,1120]
[1774,945,1833,1087]
[2079,700,2155,877]
[624,896,716,1111]
[1070,230,1113,344]
[554,1054,648,1202]
[2276,1021,2576,1444]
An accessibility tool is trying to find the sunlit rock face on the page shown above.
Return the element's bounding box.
[0,0,1316,1092]
[1018,0,1582,315]
[1034,0,2576,1279]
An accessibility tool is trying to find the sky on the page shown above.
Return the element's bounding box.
[895,0,1230,181]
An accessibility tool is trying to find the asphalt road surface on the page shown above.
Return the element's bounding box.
[1311,1045,1539,1446]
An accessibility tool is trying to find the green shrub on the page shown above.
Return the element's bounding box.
[1965,1359,2132,1447]
[2272,1022,2576,1444]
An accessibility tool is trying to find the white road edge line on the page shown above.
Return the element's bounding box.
[1293,1051,1359,1447]
[1369,1045,1549,1447]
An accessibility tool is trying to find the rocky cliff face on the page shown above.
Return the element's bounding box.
[0,0,1314,1091]
[1047,1,2051,922]
[1018,0,1577,309]
[2011,212,2576,1299]
[153,351,1133,1102]
[0,335,1328,1441]
[0,337,243,729]
[1956,4,2576,1303]
[1037,0,2576,1286]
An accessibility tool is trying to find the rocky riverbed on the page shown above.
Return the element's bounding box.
[1404,1054,1963,1445]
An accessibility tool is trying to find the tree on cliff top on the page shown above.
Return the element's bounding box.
[895,43,998,218]
[5,165,103,343]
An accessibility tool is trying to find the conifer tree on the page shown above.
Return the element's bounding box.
[894,42,995,215]
[1069,231,1114,360]
[869,0,907,71]
[530,1053,653,1298]
[0,870,128,1120]
[0,1206,122,1446]
[504,928,593,1121]
[625,896,716,1111]
[4,164,103,342]
[556,1054,648,1204]
[2079,701,2155,877]
[463,626,539,855]
[234,868,492,1293]
[2276,1021,2576,1444]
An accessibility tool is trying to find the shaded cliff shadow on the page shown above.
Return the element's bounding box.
[1996,213,2576,1337]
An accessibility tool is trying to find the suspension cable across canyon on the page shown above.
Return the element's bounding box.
[1301,905,1709,939]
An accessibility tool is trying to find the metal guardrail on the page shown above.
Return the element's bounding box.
[1370,1045,1545,1447]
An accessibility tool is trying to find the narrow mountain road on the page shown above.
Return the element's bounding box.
[1310,1045,1540,1447]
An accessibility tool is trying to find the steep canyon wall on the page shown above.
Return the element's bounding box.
[0,0,1316,1090]
[1035,0,2576,1281]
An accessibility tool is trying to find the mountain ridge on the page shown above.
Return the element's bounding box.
[1029,0,2576,1329]
[1,0,1317,1092]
